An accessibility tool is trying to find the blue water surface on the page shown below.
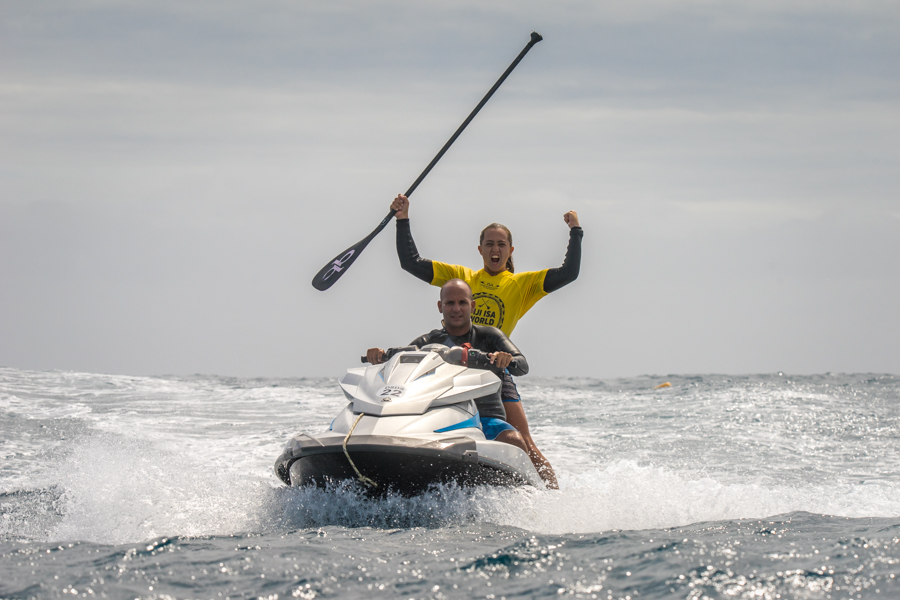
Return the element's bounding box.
[1,368,898,599]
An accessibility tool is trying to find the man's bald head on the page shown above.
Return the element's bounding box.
[438,279,475,335]
[440,279,473,302]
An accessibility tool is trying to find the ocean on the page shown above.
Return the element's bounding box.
[1,367,898,599]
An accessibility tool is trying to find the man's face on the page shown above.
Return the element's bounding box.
[478,228,513,275]
[438,284,475,331]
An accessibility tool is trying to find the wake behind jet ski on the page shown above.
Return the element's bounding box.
[274,344,543,495]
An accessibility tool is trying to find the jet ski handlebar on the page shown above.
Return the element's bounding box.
[360,346,418,363]
[360,346,517,372]
[453,347,519,372]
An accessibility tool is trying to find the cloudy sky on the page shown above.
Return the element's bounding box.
[2,1,898,378]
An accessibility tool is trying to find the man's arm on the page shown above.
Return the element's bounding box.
[392,194,434,283]
[479,327,529,377]
[543,220,583,293]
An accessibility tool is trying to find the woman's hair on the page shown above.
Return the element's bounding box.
[479,223,514,273]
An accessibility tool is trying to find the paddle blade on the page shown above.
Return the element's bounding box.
[311,209,395,291]
[311,238,372,291]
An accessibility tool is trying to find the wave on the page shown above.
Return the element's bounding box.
[5,432,900,545]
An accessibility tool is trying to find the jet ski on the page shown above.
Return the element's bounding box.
[274,344,543,495]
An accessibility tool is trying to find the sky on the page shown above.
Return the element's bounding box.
[1,0,898,378]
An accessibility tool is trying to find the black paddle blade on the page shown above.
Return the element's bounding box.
[311,210,395,291]
[311,237,372,291]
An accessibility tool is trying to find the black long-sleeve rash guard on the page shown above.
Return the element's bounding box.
[408,324,528,420]
[395,219,583,292]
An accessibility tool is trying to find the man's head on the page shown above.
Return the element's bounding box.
[438,279,475,335]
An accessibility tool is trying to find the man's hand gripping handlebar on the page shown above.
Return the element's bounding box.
[362,346,516,371]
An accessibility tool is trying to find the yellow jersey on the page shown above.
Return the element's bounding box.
[431,261,548,337]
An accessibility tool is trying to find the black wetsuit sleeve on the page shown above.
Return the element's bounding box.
[543,226,583,293]
[396,219,435,284]
[476,326,529,377]
[497,336,529,377]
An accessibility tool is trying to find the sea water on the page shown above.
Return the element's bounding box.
[1,367,898,599]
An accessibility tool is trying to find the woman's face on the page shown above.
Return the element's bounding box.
[478,228,514,275]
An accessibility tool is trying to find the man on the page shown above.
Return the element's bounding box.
[365,279,557,488]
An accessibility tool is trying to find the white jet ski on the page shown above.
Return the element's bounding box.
[274,345,543,495]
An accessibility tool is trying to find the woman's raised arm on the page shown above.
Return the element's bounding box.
[393,194,435,284]
[543,211,583,293]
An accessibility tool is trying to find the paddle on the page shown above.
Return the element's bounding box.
[311,31,543,291]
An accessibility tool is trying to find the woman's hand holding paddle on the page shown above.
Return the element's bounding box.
[392,195,410,219]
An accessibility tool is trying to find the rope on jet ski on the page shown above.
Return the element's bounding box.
[343,413,378,489]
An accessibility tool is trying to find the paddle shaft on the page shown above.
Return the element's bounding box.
[311,32,543,291]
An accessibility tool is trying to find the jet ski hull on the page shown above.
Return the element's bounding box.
[275,434,535,496]
[274,347,544,495]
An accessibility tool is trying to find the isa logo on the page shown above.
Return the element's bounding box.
[377,385,405,401]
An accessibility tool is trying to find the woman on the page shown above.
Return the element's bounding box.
[390,194,583,490]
